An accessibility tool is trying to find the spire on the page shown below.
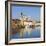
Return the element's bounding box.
[21,12,23,16]
[21,12,23,19]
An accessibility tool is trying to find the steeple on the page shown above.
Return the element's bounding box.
[21,12,23,19]
[21,12,23,16]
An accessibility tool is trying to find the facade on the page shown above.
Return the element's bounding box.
[24,21,33,26]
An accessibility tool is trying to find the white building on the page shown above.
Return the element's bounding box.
[24,21,33,26]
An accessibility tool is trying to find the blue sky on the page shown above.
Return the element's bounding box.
[12,6,41,21]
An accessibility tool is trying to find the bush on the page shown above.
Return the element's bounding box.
[17,25,25,29]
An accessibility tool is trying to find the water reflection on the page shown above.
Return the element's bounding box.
[11,25,40,39]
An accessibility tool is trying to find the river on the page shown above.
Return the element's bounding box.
[10,25,40,39]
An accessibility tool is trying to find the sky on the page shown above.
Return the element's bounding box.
[12,5,41,21]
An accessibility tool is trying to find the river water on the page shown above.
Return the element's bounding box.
[11,26,41,39]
